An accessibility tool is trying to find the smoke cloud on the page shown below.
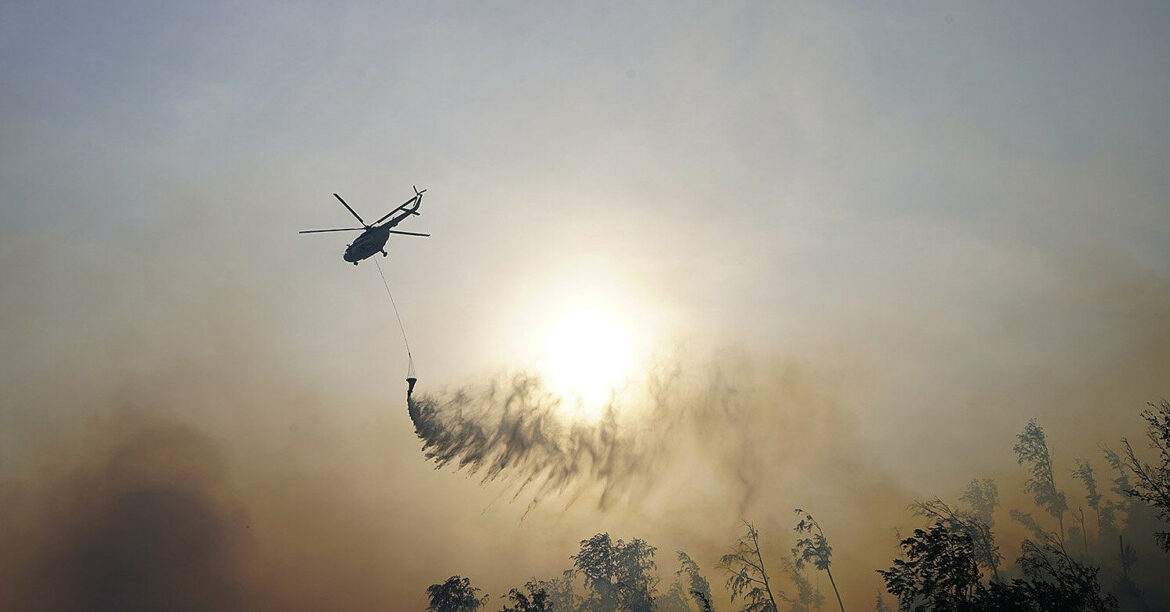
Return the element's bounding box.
[5,247,1166,609]
[406,357,908,519]
[405,356,923,602]
[1,417,252,612]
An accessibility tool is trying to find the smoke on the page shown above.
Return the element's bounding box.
[0,416,252,612]
[405,355,921,603]
[407,367,690,512]
[1,401,437,611]
[4,215,1166,610]
[406,356,905,519]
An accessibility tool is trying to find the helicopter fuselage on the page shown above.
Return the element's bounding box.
[344,225,391,264]
[300,188,426,265]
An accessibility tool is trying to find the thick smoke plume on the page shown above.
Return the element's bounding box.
[1,418,252,612]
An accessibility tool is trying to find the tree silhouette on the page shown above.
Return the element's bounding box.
[415,401,1170,610]
[1010,509,1054,543]
[719,521,780,612]
[427,576,488,612]
[911,497,1001,581]
[877,521,983,611]
[958,479,998,529]
[793,508,846,612]
[570,533,658,611]
[535,574,581,611]
[501,581,552,612]
[782,556,826,612]
[1120,400,1170,552]
[676,551,714,612]
[878,522,1117,611]
[1112,535,1143,606]
[1090,455,1122,540]
[1072,458,1105,544]
[1014,419,1069,542]
[656,582,694,611]
[1005,539,1117,611]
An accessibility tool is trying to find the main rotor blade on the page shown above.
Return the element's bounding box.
[333,193,366,226]
[387,230,430,237]
[372,195,420,226]
[299,227,365,234]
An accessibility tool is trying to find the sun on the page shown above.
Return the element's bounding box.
[537,307,638,420]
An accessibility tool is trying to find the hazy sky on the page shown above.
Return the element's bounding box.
[3,2,1169,609]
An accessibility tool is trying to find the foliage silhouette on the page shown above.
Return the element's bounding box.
[1094,448,1125,538]
[877,521,984,611]
[781,556,826,612]
[1120,400,1170,552]
[1010,509,1053,543]
[1014,419,1069,543]
[1111,535,1143,606]
[911,497,1001,581]
[418,403,1170,610]
[427,575,489,612]
[958,479,998,529]
[1006,539,1117,611]
[677,551,714,612]
[501,581,552,612]
[570,533,659,611]
[719,521,780,612]
[793,508,846,611]
[535,574,583,611]
[878,521,1117,611]
[1073,458,1105,542]
[656,582,693,611]
[1070,507,1090,557]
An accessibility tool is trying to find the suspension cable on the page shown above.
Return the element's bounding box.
[373,257,414,377]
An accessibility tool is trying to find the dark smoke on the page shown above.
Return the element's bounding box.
[1,418,252,612]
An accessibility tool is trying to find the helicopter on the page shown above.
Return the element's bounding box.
[299,187,430,265]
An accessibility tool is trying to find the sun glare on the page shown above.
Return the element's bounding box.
[538,307,638,420]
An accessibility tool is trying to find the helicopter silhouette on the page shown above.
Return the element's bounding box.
[299,187,430,265]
